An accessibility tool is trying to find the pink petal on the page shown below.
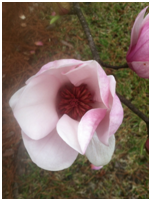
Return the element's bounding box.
[128,61,149,79]
[22,129,78,171]
[128,7,148,51]
[35,59,84,77]
[97,95,123,145]
[85,133,115,166]
[56,114,83,154]
[127,21,149,62]
[11,73,60,140]
[108,95,124,137]
[78,108,107,154]
[25,59,84,85]
[91,164,103,170]
[126,7,149,78]
[64,60,110,107]
[107,75,116,107]
[141,13,149,28]
[35,41,43,46]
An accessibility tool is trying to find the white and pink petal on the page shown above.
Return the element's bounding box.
[78,108,107,154]
[127,61,149,79]
[96,95,123,146]
[107,75,116,107]
[57,108,107,155]
[56,114,83,154]
[91,164,103,170]
[28,59,84,81]
[38,59,84,72]
[22,129,78,171]
[108,95,124,138]
[12,73,61,140]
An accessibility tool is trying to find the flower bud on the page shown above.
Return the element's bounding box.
[126,7,149,79]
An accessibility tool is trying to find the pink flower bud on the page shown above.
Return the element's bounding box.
[126,7,149,79]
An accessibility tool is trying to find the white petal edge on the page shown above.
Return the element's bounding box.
[26,59,85,83]
[9,86,25,110]
[85,133,115,166]
[22,129,78,171]
[56,114,83,154]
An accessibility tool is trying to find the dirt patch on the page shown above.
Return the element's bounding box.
[2,2,78,198]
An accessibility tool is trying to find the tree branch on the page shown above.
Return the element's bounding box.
[73,2,129,70]
[117,93,149,134]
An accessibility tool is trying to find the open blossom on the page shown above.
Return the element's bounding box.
[126,7,149,79]
[9,59,123,171]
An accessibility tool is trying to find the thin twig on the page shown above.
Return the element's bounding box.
[73,2,129,70]
[99,62,129,69]
[117,92,149,134]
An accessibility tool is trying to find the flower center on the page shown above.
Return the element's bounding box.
[58,84,94,120]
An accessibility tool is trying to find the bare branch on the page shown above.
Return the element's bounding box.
[73,2,129,70]
[117,92,149,134]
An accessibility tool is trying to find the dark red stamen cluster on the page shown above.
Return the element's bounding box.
[58,84,94,120]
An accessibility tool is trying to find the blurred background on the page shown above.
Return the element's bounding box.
[2,2,149,199]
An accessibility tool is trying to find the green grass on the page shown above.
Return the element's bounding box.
[17,2,148,199]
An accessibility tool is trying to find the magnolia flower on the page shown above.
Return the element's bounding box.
[9,59,123,171]
[126,7,149,79]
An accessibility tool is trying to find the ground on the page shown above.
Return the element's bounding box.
[2,2,149,199]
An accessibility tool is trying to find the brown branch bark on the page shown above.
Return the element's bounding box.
[73,2,129,70]
[117,93,149,129]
